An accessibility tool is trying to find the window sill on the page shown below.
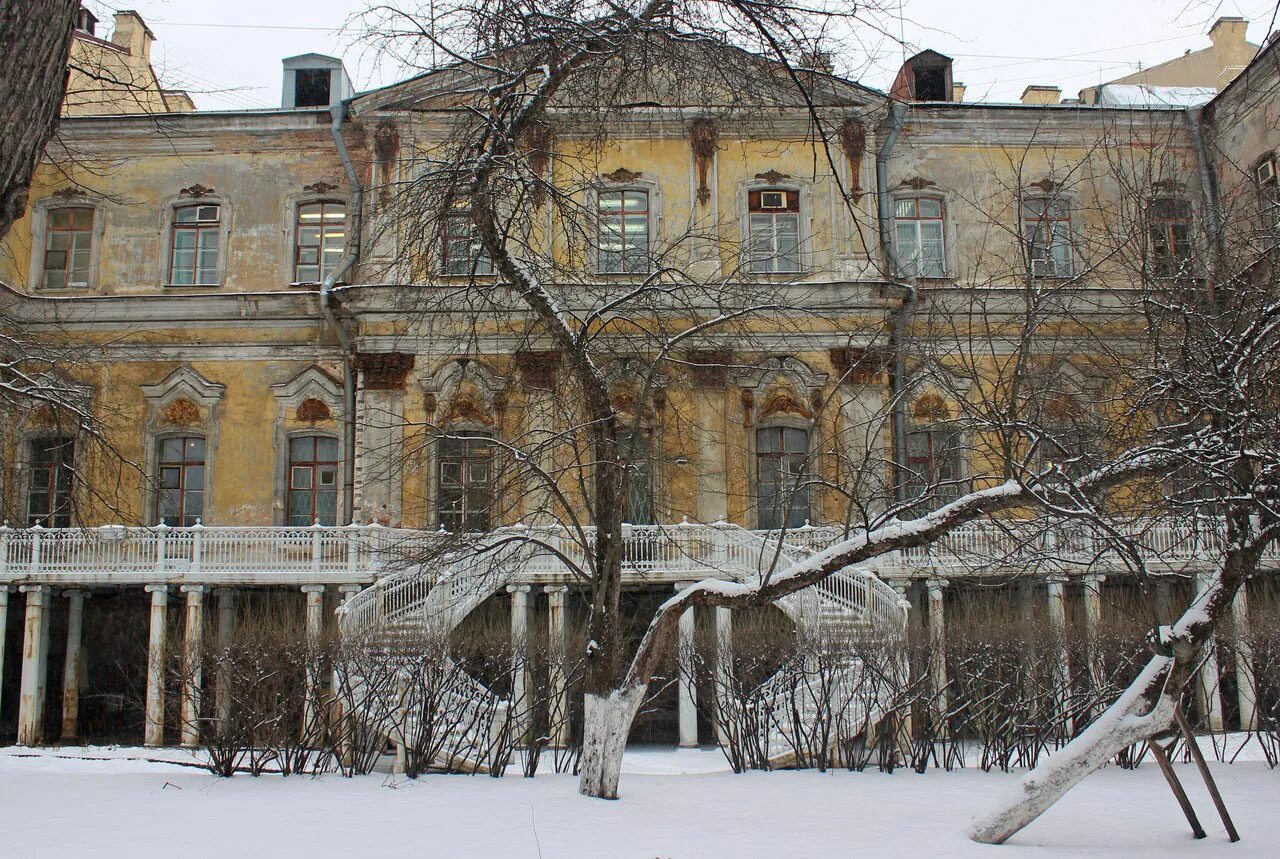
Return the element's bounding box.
[34,286,96,295]
[163,283,224,289]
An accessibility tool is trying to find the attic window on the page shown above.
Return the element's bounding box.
[295,69,331,108]
[914,67,947,101]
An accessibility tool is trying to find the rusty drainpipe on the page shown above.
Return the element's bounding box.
[323,99,363,525]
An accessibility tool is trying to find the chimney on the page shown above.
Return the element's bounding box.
[1209,16,1248,49]
[951,82,966,102]
[111,11,155,62]
[1021,85,1062,105]
[75,6,98,37]
[282,54,353,109]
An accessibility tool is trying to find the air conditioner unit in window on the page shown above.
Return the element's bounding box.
[1030,258,1055,278]
[759,191,787,209]
[1258,159,1277,186]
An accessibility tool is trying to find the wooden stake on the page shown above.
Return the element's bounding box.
[1147,736,1206,839]
[1174,705,1241,843]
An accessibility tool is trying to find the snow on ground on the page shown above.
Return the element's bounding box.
[1,744,1275,857]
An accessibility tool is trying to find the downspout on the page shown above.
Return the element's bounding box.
[877,101,914,507]
[323,99,364,525]
[1184,106,1224,301]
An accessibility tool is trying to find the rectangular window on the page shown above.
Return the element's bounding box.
[27,437,74,527]
[620,430,654,525]
[598,190,650,273]
[1148,198,1194,279]
[748,189,801,274]
[893,197,946,278]
[1257,157,1279,232]
[756,426,809,530]
[156,436,206,526]
[905,426,962,513]
[441,211,493,276]
[438,433,493,532]
[169,204,222,286]
[42,207,94,289]
[287,435,339,526]
[1023,197,1072,278]
[294,201,346,283]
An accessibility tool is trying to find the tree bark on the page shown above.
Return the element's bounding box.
[0,0,78,241]
[578,685,647,799]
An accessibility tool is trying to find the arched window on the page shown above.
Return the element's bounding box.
[598,189,650,273]
[893,197,946,278]
[747,188,801,273]
[294,201,346,283]
[437,431,493,531]
[156,436,206,526]
[287,435,339,526]
[756,426,809,529]
[27,436,75,527]
[42,207,95,289]
[1147,198,1193,278]
[169,203,223,285]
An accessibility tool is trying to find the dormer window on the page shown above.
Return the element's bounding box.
[295,69,332,108]
[748,188,801,273]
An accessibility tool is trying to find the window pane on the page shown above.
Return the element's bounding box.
[783,427,808,451]
[291,466,313,490]
[316,437,339,460]
[624,191,648,211]
[175,207,198,223]
[184,465,204,491]
[289,437,315,459]
[894,199,917,219]
[918,198,942,218]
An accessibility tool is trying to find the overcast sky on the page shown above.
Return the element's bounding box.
[84,0,1276,110]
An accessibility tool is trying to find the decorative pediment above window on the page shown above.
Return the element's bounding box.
[142,366,225,409]
[602,167,643,183]
[911,391,951,424]
[737,356,827,424]
[423,358,509,424]
[51,186,82,200]
[303,180,341,195]
[163,398,202,427]
[270,365,342,415]
[179,183,217,199]
[897,176,936,191]
[755,170,792,184]
[1028,178,1061,194]
[1151,178,1185,194]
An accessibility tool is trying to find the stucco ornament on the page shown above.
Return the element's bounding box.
[163,398,202,426]
[296,398,332,423]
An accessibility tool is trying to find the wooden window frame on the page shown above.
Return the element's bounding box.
[286,435,340,526]
[893,196,947,279]
[26,436,75,528]
[597,189,651,274]
[747,188,802,274]
[1022,196,1074,278]
[155,435,207,527]
[293,200,347,284]
[755,425,810,530]
[168,203,223,286]
[440,211,493,276]
[41,206,95,289]
[436,431,494,532]
[1147,198,1194,279]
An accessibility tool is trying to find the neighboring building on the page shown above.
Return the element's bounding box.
[64,8,194,116]
[1080,16,1261,104]
[0,15,1276,751]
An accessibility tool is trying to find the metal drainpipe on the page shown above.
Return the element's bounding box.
[1185,106,1225,299]
[877,101,915,507]
[322,100,364,525]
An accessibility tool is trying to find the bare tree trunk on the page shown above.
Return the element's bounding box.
[0,0,78,240]
[578,685,646,799]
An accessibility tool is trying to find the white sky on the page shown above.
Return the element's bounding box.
[84,0,1277,110]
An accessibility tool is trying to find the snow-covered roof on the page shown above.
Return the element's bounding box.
[1097,84,1217,108]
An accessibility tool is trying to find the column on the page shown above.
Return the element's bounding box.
[301,585,326,734]
[545,586,569,747]
[144,585,169,746]
[61,589,87,741]
[712,606,732,748]
[695,390,728,523]
[925,579,948,716]
[0,587,11,722]
[214,588,235,727]
[17,585,49,745]
[1193,573,1224,732]
[507,584,532,741]
[1045,576,1071,730]
[887,579,914,751]
[676,586,698,748]
[1231,581,1258,731]
[180,586,205,747]
[1081,574,1105,689]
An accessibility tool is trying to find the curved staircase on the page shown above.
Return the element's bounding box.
[337,523,907,771]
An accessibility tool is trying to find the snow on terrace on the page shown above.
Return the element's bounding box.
[1,745,1275,857]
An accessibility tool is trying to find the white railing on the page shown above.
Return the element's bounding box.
[0,516,1260,585]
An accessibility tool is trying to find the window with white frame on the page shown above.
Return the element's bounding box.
[598,189,650,273]
[441,207,493,276]
[156,436,205,526]
[756,426,809,529]
[41,207,94,289]
[1022,197,1073,278]
[1147,198,1194,279]
[169,204,222,285]
[893,197,946,278]
[294,201,346,283]
[27,436,74,527]
[437,432,494,531]
[747,188,801,273]
[1256,155,1279,233]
